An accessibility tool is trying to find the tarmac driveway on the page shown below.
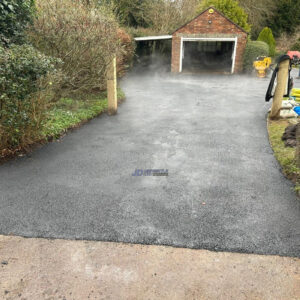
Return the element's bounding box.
[0,72,299,257]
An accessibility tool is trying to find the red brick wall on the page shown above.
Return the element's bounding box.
[171,8,248,73]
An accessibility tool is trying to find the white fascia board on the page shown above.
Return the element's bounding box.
[182,37,237,42]
[134,35,172,41]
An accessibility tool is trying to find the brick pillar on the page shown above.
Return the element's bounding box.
[171,36,181,73]
[234,38,247,73]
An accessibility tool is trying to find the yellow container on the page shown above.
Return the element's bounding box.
[253,57,272,78]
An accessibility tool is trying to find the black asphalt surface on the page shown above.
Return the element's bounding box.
[0,72,300,257]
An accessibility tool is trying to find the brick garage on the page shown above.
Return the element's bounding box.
[171,7,248,74]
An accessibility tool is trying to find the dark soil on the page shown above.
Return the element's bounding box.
[282,124,297,147]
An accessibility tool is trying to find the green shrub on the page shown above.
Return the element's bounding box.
[28,0,129,96]
[0,0,35,46]
[0,44,59,153]
[243,41,269,72]
[257,27,276,56]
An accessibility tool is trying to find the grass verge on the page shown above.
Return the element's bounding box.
[268,119,300,193]
[42,89,125,139]
[0,89,125,162]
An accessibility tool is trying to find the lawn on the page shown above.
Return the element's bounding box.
[42,89,125,139]
[0,89,125,162]
[268,119,300,193]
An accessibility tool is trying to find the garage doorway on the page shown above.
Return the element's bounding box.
[180,38,237,74]
[134,39,172,73]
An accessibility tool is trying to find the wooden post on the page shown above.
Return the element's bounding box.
[269,59,290,120]
[107,56,117,115]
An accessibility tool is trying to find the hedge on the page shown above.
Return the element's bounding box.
[243,41,269,73]
[29,0,133,96]
[0,44,59,153]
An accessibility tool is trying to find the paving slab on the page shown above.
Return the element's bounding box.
[0,235,299,300]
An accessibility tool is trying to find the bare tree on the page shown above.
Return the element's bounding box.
[276,26,300,51]
[239,0,277,37]
[141,0,199,34]
[29,0,132,95]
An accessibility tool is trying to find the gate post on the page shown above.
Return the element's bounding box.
[269,59,290,119]
[107,56,117,115]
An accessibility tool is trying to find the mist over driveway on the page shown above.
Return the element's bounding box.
[0,72,299,257]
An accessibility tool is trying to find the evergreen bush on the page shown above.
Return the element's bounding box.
[0,0,35,46]
[257,27,276,56]
[243,41,269,72]
[0,44,59,153]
